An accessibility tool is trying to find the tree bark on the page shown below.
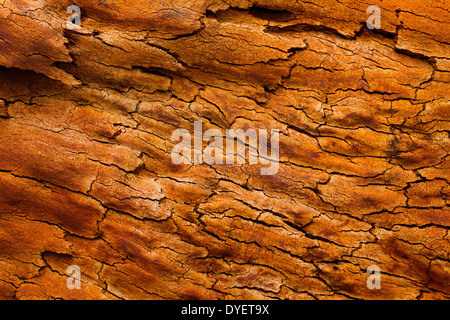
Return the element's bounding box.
[0,0,449,300]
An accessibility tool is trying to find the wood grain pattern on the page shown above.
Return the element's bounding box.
[0,0,449,299]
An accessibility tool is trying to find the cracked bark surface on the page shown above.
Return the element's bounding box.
[0,0,449,300]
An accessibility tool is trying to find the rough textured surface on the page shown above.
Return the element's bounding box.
[0,0,449,300]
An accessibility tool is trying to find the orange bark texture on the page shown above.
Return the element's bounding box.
[0,0,449,299]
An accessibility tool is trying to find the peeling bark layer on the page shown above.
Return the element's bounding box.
[0,0,449,300]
